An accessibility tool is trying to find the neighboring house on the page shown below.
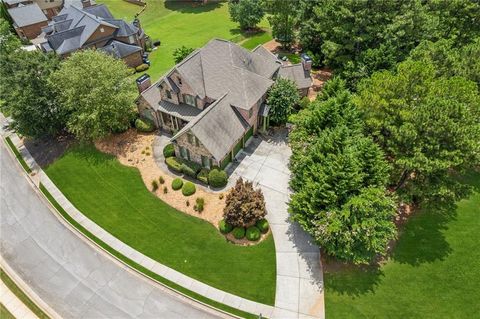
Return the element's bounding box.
[3,0,63,19]
[38,2,145,67]
[137,38,312,169]
[6,3,48,40]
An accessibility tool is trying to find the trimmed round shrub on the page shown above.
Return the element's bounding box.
[246,226,261,241]
[218,220,233,234]
[135,118,154,132]
[232,227,246,239]
[165,157,182,172]
[208,168,228,188]
[135,63,149,72]
[163,143,175,158]
[196,168,209,184]
[171,178,183,190]
[181,181,196,196]
[256,219,270,233]
[195,197,205,212]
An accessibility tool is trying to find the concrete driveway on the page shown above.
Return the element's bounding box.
[0,142,224,319]
[227,130,325,319]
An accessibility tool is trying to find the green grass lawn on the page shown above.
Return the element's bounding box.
[97,0,271,80]
[0,304,15,319]
[324,171,480,318]
[45,145,276,305]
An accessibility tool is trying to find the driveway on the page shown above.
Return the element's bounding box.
[227,130,325,319]
[0,142,223,319]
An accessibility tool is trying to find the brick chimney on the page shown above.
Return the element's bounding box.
[81,0,92,8]
[136,74,151,93]
[301,53,312,72]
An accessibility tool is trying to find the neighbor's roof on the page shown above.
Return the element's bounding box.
[4,0,28,5]
[172,94,249,161]
[99,40,141,59]
[278,64,312,89]
[7,3,47,27]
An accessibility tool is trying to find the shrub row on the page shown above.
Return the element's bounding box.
[135,118,154,132]
[218,219,269,242]
[164,156,228,188]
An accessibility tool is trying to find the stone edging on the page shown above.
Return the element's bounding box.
[3,133,275,318]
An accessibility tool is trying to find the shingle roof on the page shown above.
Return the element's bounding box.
[99,40,141,59]
[278,64,312,89]
[252,44,280,63]
[104,19,138,37]
[172,94,249,160]
[7,3,47,28]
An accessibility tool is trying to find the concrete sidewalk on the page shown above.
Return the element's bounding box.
[0,280,38,319]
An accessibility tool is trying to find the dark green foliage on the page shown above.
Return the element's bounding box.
[173,46,195,64]
[264,0,299,48]
[223,178,266,227]
[181,181,196,196]
[289,80,395,264]
[163,186,168,194]
[172,178,183,190]
[135,118,155,132]
[228,0,264,30]
[135,63,149,72]
[208,169,228,188]
[151,180,159,191]
[246,226,261,241]
[194,197,205,212]
[256,219,269,234]
[180,160,202,178]
[232,227,246,239]
[266,78,300,124]
[219,219,233,234]
[159,176,165,184]
[163,143,175,158]
[197,168,210,184]
[356,60,480,208]
[165,157,182,172]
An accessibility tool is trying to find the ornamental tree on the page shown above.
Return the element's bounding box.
[50,50,136,141]
[228,0,264,30]
[173,46,195,64]
[266,78,300,124]
[223,178,266,227]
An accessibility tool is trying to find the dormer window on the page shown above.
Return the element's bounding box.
[100,27,104,33]
[166,90,172,99]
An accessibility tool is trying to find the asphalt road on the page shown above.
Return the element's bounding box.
[0,142,223,319]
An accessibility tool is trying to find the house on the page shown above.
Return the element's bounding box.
[3,0,63,19]
[6,3,48,40]
[38,2,146,67]
[137,39,312,169]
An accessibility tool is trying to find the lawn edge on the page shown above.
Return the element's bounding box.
[4,136,32,173]
[38,182,259,319]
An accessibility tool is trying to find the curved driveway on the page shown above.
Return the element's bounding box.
[0,143,222,319]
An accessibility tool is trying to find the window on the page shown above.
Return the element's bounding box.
[195,137,200,147]
[201,156,210,168]
[166,90,172,99]
[184,94,196,107]
[129,35,135,44]
[187,133,194,144]
[180,146,189,160]
[178,77,182,86]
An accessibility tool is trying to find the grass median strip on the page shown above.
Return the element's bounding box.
[39,182,259,319]
[4,136,31,173]
[0,268,50,319]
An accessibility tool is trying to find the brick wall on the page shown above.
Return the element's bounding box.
[174,132,216,166]
[15,20,48,40]
[123,51,143,68]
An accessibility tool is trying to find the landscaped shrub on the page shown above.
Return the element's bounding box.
[219,193,224,200]
[256,219,269,233]
[208,169,228,188]
[223,178,266,227]
[172,178,183,190]
[232,227,246,239]
[163,186,168,193]
[180,160,201,178]
[197,168,209,184]
[159,176,165,184]
[135,118,154,132]
[246,226,261,241]
[194,197,205,212]
[135,63,149,72]
[163,143,175,158]
[166,157,182,172]
[182,181,196,196]
[219,219,233,234]
[151,180,158,191]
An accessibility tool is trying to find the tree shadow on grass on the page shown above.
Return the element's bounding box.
[164,0,222,14]
[24,135,74,168]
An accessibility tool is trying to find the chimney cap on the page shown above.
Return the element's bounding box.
[136,74,150,84]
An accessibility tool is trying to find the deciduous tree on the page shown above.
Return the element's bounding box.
[266,78,299,124]
[228,0,264,31]
[224,178,266,227]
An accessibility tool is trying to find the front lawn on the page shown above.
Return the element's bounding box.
[45,145,276,305]
[324,171,480,318]
[98,0,271,80]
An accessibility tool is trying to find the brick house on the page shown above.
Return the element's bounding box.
[137,39,312,169]
[38,3,146,68]
[4,0,63,20]
[6,3,48,40]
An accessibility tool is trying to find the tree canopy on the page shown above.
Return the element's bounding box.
[50,50,136,141]
[228,0,264,30]
[224,178,266,227]
[172,46,195,64]
[266,78,299,124]
[263,0,298,48]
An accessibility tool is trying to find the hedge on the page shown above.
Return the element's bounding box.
[135,63,149,72]
[232,227,246,239]
[246,226,261,241]
[135,118,154,132]
[197,168,209,184]
[166,157,182,172]
[181,181,196,196]
[256,219,270,234]
[181,160,201,178]
[172,178,183,190]
[208,169,228,188]
[219,220,233,234]
[163,144,175,158]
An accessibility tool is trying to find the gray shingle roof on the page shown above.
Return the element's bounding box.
[252,45,280,62]
[172,94,249,161]
[8,4,47,28]
[278,64,312,89]
[99,40,141,59]
[104,19,138,37]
